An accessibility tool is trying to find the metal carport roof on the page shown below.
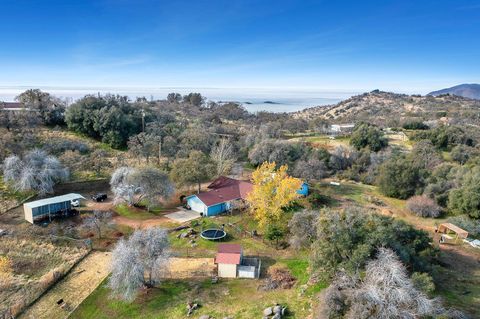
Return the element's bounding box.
[24,193,85,209]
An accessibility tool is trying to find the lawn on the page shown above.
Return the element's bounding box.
[71,265,318,319]
[113,204,172,220]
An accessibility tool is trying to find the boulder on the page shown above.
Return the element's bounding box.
[199,315,211,319]
[273,305,282,314]
[272,314,281,319]
[263,307,273,316]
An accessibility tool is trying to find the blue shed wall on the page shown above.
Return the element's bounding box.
[297,183,309,196]
[206,202,229,216]
[32,201,71,217]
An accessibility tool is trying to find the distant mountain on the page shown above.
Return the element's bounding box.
[428,84,480,100]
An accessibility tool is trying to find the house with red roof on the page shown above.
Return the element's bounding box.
[185,176,253,217]
[215,243,260,278]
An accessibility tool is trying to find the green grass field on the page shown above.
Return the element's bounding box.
[71,276,316,319]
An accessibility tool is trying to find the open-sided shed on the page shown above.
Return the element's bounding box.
[23,193,85,224]
[437,223,469,244]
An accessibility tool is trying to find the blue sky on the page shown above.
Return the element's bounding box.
[0,0,479,93]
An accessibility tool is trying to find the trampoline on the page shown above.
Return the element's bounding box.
[200,228,227,240]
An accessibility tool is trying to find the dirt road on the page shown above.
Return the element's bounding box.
[19,251,111,319]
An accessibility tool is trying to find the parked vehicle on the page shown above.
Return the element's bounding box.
[91,193,107,202]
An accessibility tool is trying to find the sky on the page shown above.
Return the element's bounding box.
[0,0,479,94]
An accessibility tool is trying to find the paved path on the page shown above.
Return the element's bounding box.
[19,251,111,319]
[166,208,201,223]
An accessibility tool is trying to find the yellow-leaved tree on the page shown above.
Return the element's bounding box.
[246,162,302,229]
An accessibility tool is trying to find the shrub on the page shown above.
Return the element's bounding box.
[350,122,388,152]
[448,166,480,219]
[376,155,425,199]
[311,207,435,279]
[446,215,480,237]
[406,195,442,218]
[308,192,333,208]
[411,272,435,295]
[403,120,429,130]
[43,138,90,155]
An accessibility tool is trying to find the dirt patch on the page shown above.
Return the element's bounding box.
[162,257,215,279]
[113,215,175,229]
[84,198,114,211]
[259,266,296,291]
[18,251,111,319]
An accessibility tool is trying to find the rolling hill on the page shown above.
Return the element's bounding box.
[293,90,480,127]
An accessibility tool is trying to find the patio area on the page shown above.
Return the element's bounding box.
[165,208,201,223]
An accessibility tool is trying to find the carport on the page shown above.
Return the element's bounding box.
[437,223,469,244]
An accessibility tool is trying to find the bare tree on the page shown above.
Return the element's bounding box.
[210,138,236,176]
[288,210,319,249]
[129,167,174,209]
[324,248,444,319]
[3,149,69,195]
[347,248,440,319]
[293,158,327,182]
[83,211,114,239]
[127,133,159,164]
[110,166,174,209]
[406,195,442,218]
[108,228,170,302]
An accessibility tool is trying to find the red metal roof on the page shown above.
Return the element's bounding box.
[196,177,253,207]
[215,244,242,264]
[215,253,241,265]
[208,176,243,189]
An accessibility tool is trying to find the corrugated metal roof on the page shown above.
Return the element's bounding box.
[215,252,241,265]
[196,177,253,207]
[24,193,85,208]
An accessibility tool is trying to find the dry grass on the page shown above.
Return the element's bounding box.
[162,257,215,279]
[18,251,111,319]
[0,238,88,318]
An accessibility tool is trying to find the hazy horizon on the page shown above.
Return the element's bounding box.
[0,86,358,112]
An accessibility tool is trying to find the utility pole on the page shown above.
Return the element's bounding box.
[141,109,145,132]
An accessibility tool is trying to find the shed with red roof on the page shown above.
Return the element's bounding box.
[215,244,243,278]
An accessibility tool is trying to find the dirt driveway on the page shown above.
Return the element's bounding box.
[19,251,111,319]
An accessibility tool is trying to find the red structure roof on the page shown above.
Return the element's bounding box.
[215,244,242,265]
[196,176,253,207]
